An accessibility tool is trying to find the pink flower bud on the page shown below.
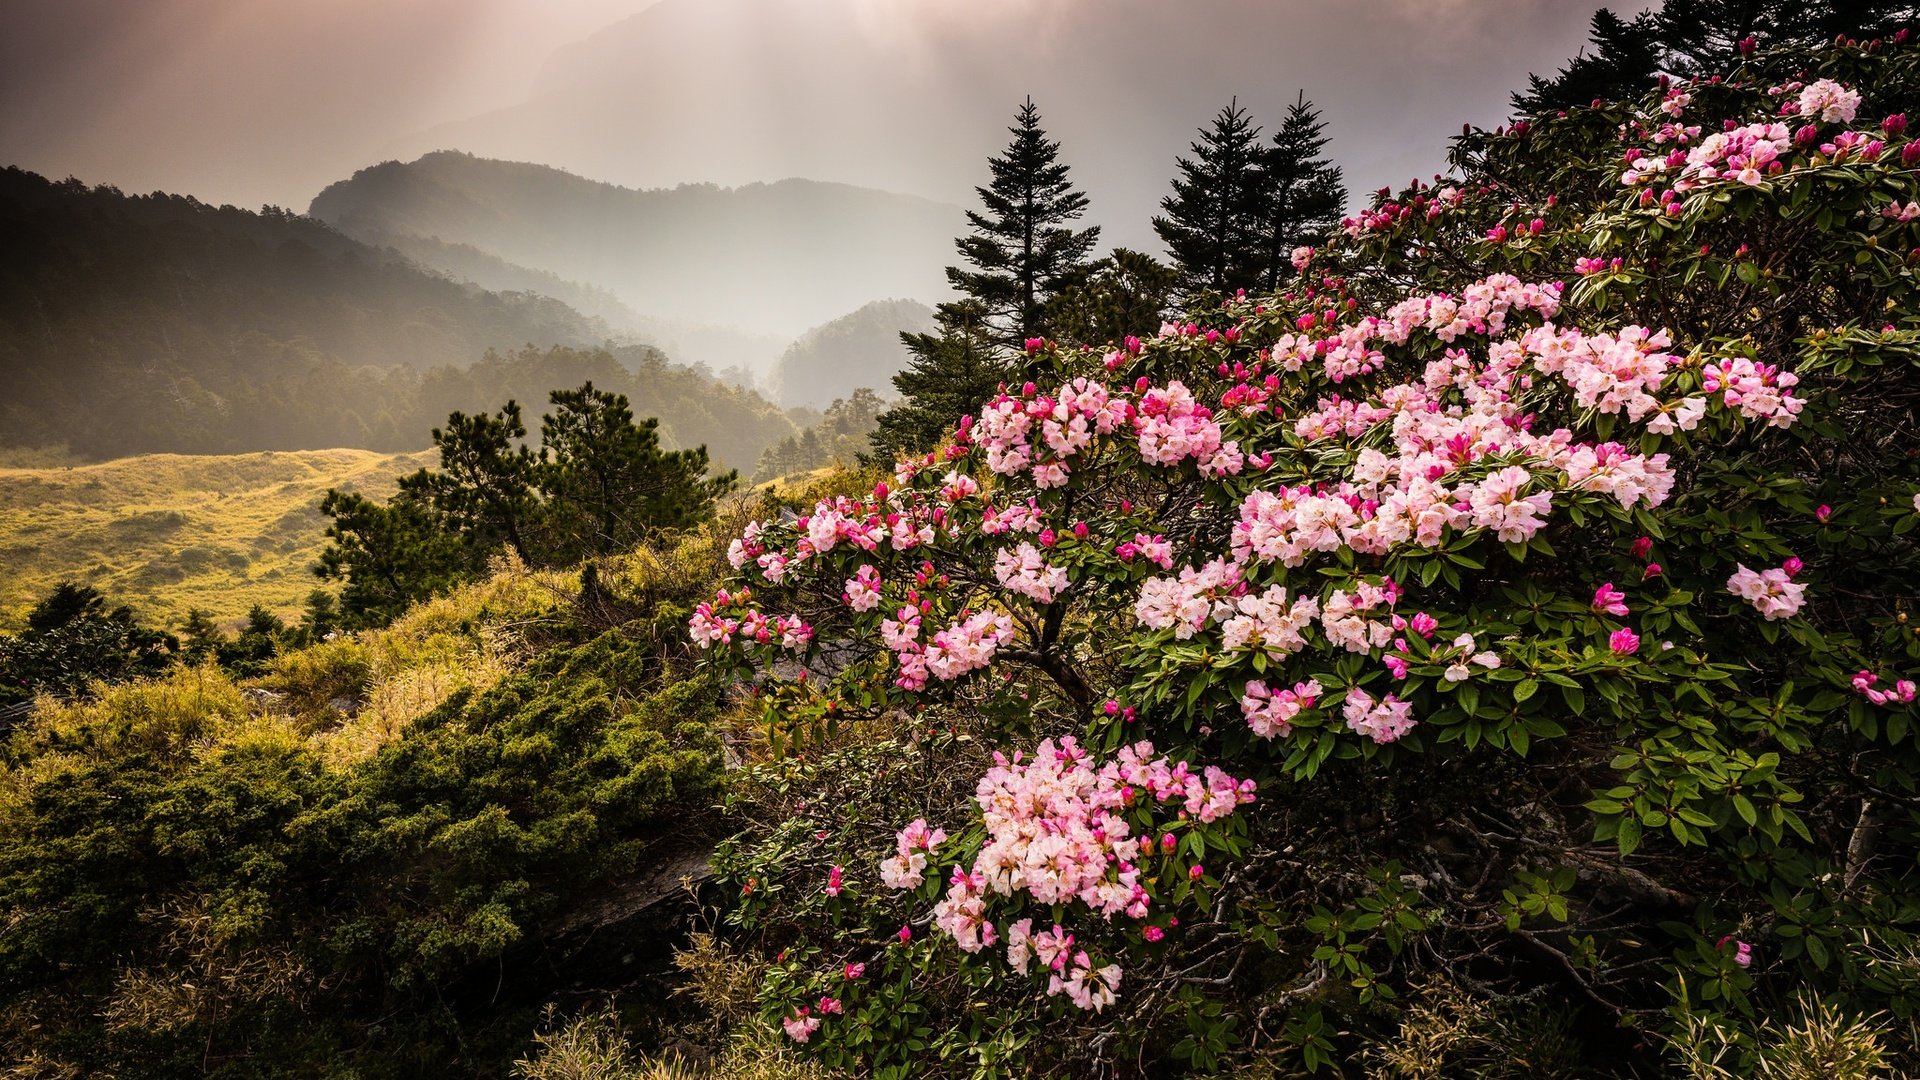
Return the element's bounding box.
[1815,504,1832,522]
[1189,864,1205,880]
[897,925,912,943]
[1782,557,1803,577]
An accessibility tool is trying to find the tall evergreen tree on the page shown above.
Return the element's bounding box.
[1257,95,1348,292]
[1154,100,1269,298]
[871,100,1098,457]
[947,98,1102,353]
[1522,3,1918,111]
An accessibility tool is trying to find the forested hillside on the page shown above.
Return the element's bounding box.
[308,152,956,338]
[0,169,800,466]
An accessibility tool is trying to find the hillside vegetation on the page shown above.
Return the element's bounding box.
[0,449,429,629]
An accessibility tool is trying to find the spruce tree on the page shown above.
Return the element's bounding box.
[947,98,1102,353]
[871,101,1098,457]
[1257,94,1348,291]
[1154,100,1269,298]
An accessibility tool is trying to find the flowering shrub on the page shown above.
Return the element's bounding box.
[703,35,1920,1076]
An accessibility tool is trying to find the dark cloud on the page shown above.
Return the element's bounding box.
[1,0,1626,246]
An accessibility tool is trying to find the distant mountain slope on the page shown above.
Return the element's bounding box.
[0,448,432,628]
[767,299,933,410]
[0,167,798,465]
[307,151,957,337]
[362,228,791,379]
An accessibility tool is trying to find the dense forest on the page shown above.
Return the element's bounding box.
[0,168,801,468]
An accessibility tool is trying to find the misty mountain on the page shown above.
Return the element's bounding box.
[307,151,959,341]
[354,226,792,381]
[0,166,797,466]
[767,299,934,410]
[382,0,1602,253]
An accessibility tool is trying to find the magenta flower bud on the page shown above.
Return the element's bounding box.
[1782,557,1804,577]
[1631,536,1654,560]
[1904,143,1920,166]
[1815,504,1832,522]
[1023,337,1045,353]
[1072,521,1089,539]
[1161,832,1176,853]
[1609,627,1642,655]
[1038,529,1056,547]
[897,925,912,943]
[1738,34,1756,55]
[1189,864,1205,880]
[1644,563,1662,579]
[1884,113,1909,137]
[1103,699,1120,716]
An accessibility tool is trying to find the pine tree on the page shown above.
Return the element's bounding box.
[947,98,1102,353]
[1154,100,1270,298]
[1257,95,1347,292]
[535,383,736,564]
[418,402,539,562]
[1512,9,1663,115]
[314,487,472,627]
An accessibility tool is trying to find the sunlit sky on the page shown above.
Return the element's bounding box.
[1,0,1634,248]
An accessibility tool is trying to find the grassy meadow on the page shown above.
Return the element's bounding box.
[0,448,431,629]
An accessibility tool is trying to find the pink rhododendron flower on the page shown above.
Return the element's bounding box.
[1609,627,1642,654]
[783,1009,820,1043]
[1727,563,1807,620]
[1342,688,1416,743]
[1592,583,1630,617]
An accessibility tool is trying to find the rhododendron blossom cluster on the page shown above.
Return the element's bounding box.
[893,737,1254,1011]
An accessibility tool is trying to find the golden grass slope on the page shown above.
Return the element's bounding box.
[0,448,432,630]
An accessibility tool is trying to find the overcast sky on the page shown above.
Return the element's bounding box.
[1,0,1635,250]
